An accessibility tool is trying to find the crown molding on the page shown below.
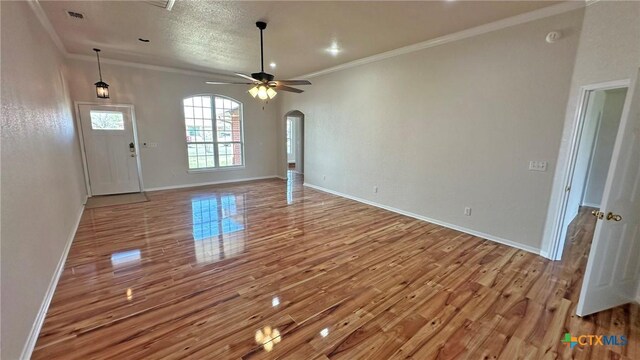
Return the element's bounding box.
[28,0,235,79]
[28,0,67,55]
[299,1,585,79]
[65,53,230,79]
[30,0,585,81]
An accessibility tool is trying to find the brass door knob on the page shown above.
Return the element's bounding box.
[606,212,623,221]
[591,210,604,219]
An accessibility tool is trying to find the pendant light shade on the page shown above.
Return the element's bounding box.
[93,48,110,99]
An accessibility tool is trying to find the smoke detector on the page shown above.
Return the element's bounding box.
[545,31,562,43]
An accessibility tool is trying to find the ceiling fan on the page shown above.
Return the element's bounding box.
[206,21,311,100]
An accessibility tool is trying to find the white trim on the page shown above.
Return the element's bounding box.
[66,53,229,79]
[581,202,600,208]
[144,175,278,192]
[543,79,631,261]
[20,198,86,360]
[298,1,585,79]
[304,183,541,256]
[27,0,66,55]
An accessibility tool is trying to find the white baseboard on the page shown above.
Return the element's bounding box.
[304,183,542,256]
[581,202,600,208]
[144,176,278,192]
[20,196,87,360]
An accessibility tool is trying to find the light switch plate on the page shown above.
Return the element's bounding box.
[529,161,548,172]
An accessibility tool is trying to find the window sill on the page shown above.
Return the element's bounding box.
[187,166,246,174]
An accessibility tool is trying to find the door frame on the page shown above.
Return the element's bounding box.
[545,79,630,260]
[74,102,144,196]
[283,110,305,177]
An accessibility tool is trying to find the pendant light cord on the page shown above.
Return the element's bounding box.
[94,49,103,81]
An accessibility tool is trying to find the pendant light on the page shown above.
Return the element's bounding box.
[93,48,109,99]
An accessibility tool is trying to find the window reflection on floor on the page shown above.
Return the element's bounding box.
[286,170,300,204]
[191,193,246,264]
[110,249,141,267]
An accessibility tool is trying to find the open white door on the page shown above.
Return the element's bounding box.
[577,68,640,316]
[78,104,141,195]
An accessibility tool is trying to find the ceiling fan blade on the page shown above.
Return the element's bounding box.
[235,73,260,83]
[272,80,312,86]
[274,84,304,93]
[206,81,253,85]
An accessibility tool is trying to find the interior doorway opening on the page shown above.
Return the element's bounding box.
[555,86,628,259]
[284,110,304,179]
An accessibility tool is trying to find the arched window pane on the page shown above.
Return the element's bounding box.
[183,95,243,170]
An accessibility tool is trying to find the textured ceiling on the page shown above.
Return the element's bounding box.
[40,1,562,79]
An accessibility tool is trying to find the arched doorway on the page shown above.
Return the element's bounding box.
[284,110,304,179]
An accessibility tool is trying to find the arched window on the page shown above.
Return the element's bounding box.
[183,95,244,170]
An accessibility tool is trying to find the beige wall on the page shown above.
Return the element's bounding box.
[542,0,640,258]
[0,2,87,359]
[279,10,584,252]
[65,59,280,190]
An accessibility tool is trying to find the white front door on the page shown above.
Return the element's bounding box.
[577,68,640,316]
[78,104,141,195]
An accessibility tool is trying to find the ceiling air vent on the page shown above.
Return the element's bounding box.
[145,0,175,11]
[66,10,84,20]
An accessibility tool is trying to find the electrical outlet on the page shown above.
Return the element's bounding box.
[464,207,472,216]
[373,186,378,194]
[528,161,547,172]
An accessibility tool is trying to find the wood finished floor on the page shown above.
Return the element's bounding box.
[33,174,639,359]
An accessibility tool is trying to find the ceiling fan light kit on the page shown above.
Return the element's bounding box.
[206,21,311,101]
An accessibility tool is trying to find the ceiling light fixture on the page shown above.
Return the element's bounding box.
[93,48,109,99]
[270,62,276,68]
[249,85,277,100]
[205,21,311,99]
[326,42,341,56]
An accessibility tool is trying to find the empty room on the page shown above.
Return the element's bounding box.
[2,0,639,359]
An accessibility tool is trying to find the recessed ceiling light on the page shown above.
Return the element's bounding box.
[326,43,341,56]
[270,62,276,68]
[138,38,150,43]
